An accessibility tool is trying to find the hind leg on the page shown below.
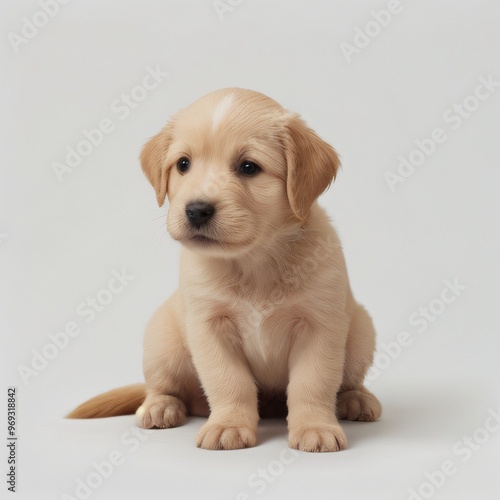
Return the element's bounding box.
[136,292,209,429]
[337,304,382,422]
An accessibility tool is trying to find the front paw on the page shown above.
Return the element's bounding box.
[289,423,347,452]
[196,421,257,450]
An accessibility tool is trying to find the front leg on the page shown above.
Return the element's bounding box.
[188,314,259,450]
[287,320,348,452]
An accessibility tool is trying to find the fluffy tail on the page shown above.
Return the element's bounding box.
[66,384,146,419]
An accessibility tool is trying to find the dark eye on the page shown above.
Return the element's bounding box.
[177,157,190,174]
[238,161,261,176]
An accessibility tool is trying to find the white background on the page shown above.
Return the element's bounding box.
[1,1,499,499]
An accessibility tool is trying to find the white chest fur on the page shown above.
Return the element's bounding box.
[233,297,305,391]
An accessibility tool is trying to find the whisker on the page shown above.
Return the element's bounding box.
[158,228,169,245]
[153,222,168,240]
[149,212,168,223]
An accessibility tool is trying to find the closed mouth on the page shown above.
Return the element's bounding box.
[189,235,219,245]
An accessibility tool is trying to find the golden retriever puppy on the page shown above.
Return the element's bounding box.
[68,88,381,452]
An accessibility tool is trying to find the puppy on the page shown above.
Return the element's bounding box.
[68,88,382,452]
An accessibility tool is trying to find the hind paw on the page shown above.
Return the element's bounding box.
[337,388,381,421]
[135,394,187,429]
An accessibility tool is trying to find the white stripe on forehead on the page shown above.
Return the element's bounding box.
[211,92,236,132]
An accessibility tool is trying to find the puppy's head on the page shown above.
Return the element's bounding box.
[140,88,340,256]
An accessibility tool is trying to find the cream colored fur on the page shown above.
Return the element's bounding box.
[67,88,381,452]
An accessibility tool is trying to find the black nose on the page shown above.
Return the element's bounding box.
[185,201,215,228]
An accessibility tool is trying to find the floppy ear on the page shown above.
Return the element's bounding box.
[140,122,174,207]
[284,115,341,221]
